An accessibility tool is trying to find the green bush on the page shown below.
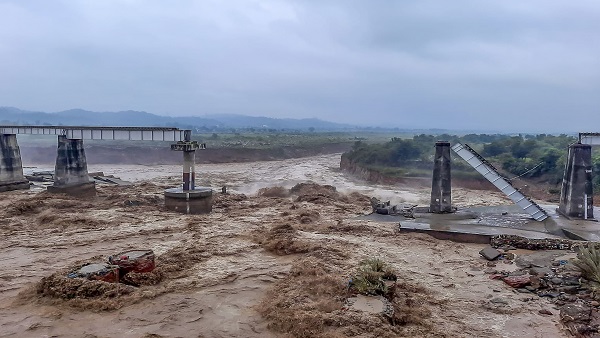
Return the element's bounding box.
[350,258,397,295]
[573,245,600,284]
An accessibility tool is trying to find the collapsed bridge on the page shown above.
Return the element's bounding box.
[430,133,599,222]
[0,125,211,213]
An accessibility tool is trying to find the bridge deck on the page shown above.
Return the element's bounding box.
[0,125,186,141]
[580,133,600,146]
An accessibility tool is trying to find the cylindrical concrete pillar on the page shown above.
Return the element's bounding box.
[183,151,194,191]
[0,134,29,191]
[430,141,452,213]
[558,143,593,219]
[190,151,196,190]
[48,135,95,196]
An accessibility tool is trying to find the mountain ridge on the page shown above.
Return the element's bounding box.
[0,107,356,131]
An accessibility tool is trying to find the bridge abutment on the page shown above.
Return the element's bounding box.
[47,135,96,197]
[0,134,29,192]
[558,143,594,220]
[430,141,453,213]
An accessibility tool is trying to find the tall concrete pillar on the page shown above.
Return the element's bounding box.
[0,134,29,192]
[165,130,212,214]
[558,143,593,219]
[430,141,452,213]
[182,149,196,190]
[47,135,96,196]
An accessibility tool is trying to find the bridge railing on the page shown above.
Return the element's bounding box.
[579,133,600,146]
[0,126,186,141]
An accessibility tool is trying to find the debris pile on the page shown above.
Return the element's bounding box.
[109,250,156,274]
[481,244,600,336]
[370,197,417,217]
[491,234,577,250]
[70,263,120,283]
[37,249,157,302]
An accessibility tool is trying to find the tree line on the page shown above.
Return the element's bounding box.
[345,133,600,190]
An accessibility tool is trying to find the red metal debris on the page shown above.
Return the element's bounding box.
[502,275,531,288]
[110,250,156,274]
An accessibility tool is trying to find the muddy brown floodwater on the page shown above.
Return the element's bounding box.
[2,154,567,337]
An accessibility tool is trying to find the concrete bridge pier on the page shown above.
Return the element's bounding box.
[558,143,593,220]
[164,130,212,214]
[430,141,453,213]
[47,135,96,197]
[0,134,30,192]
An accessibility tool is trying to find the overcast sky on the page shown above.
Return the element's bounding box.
[1,1,599,132]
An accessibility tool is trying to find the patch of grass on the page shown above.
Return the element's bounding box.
[350,258,397,296]
[573,244,600,284]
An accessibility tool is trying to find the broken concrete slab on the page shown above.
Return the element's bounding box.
[93,176,133,186]
[480,246,502,260]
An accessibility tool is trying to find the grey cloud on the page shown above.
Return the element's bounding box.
[0,0,599,132]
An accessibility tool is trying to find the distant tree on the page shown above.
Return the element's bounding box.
[482,142,505,157]
[210,133,219,139]
[308,127,315,132]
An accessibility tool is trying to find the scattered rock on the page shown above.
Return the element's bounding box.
[503,275,531,288]
[564,277,581,286]
[560,303,592,324]
[530,267,551,276]
[539,291,560,298]
[515,256,533,269]
[557,286,580,294]
[480,246,502,261]
[508,269,527,276]
[486,262,497,267]
[539,309,553,315]
[491,235,575,250]
[490,297,508,305]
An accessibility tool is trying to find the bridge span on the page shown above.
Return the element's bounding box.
[0,125,186,141]
[0,125,211,213]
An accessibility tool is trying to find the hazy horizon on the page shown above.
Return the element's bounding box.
[1,1,599,132]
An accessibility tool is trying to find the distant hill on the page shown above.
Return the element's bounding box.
[0,107,356,131]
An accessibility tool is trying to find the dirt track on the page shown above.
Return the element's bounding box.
[0,154,567,337]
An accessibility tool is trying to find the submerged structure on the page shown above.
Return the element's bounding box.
[396,135,600,243]
[164,130,213,214]
[0,125,213,213]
